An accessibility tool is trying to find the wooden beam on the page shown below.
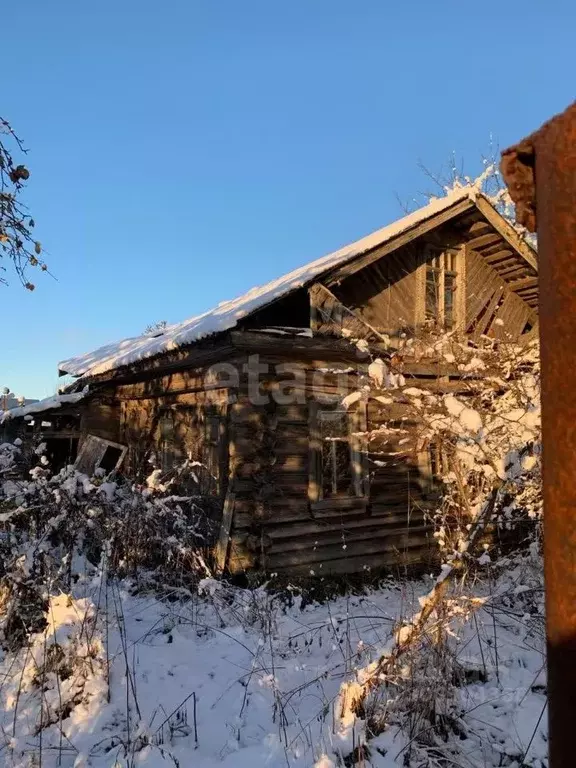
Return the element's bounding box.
[484,249,516,264]
[230,329,389,359]
[114,380,236,402]
[474,285,505,339]
[466,220,493,235]
[311,497,369,513]
[474,195,539,273]
[325,197,475,285]
[308,401,321,504]
[495,266,527,281]
[488,259,520,276]
[482,239,516,257]
[507,276,539,292]
[309,282,391,344]
[30,430,81,440]
[497,263,529,279]
[215,492,235,574]
[468,232,502,250]
[69,342,239,388]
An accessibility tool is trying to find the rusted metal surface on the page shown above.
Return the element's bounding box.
[501,101,576,768]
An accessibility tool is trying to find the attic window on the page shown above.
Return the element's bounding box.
[425,249,458,328]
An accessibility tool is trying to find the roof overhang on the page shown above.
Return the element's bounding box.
[58,188,537,383]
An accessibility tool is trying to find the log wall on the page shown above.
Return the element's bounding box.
[109,362,242,480]
[226,358,440,576]
[80,396,121,444]
[93,347,484,577]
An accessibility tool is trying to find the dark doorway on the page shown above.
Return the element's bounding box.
[99,445,123,473]
[45,438,79,472]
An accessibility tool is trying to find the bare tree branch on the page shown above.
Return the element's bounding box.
[0,116,46,289]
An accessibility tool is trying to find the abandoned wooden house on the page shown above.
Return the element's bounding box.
[0,393,86,471]
[5,185,539,575]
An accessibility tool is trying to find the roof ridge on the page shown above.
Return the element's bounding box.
[57,186,485,380]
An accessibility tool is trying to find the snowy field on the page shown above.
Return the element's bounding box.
[0,327,545,766]
[0,563,547,768]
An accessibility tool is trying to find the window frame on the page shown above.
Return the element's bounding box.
[156,404,229,496]
[74,435,127,477]
[319,408,354,498]
[202,405,229,497]
[420,246,461,330]
[308,399,368,508]
[417,438,451,495]
[158,408,176,473]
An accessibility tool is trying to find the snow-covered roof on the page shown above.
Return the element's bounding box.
[59,185,482,380]
[0,390,87,424]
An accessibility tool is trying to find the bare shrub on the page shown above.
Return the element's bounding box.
[0,455,218,650]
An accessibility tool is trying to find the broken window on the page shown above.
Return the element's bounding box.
[309,402,367,503]
[202,408,227,496]
[425,249,458,328]
[320,409,354,498]
[159,410,176,472]
[74,435,127,477]
[417,439,451,494]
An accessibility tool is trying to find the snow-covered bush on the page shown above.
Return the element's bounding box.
[359,331,542,563]
[0,438,20,471]
[329,332,544,765]
[0,455,218,650]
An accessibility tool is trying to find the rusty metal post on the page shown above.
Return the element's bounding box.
[501,101,576,768]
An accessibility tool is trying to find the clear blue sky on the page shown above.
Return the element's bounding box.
[2,1,574,398]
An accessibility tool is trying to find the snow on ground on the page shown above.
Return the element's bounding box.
[0,567,547,768]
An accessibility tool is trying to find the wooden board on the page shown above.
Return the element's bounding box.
[214,492,235,574]
[332,245,420,335]
[474,196,538,273]
[309,282,389,342]
[490,292,532,340]
[465,249,505,331]
[75,434,127,476]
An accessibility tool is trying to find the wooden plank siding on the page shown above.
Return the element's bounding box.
[80,396,121,444]
[118,385,233,480]
[491,292,533,340]
[225,357,440,575]
[331,245,421,338]
[465,248,535,339]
